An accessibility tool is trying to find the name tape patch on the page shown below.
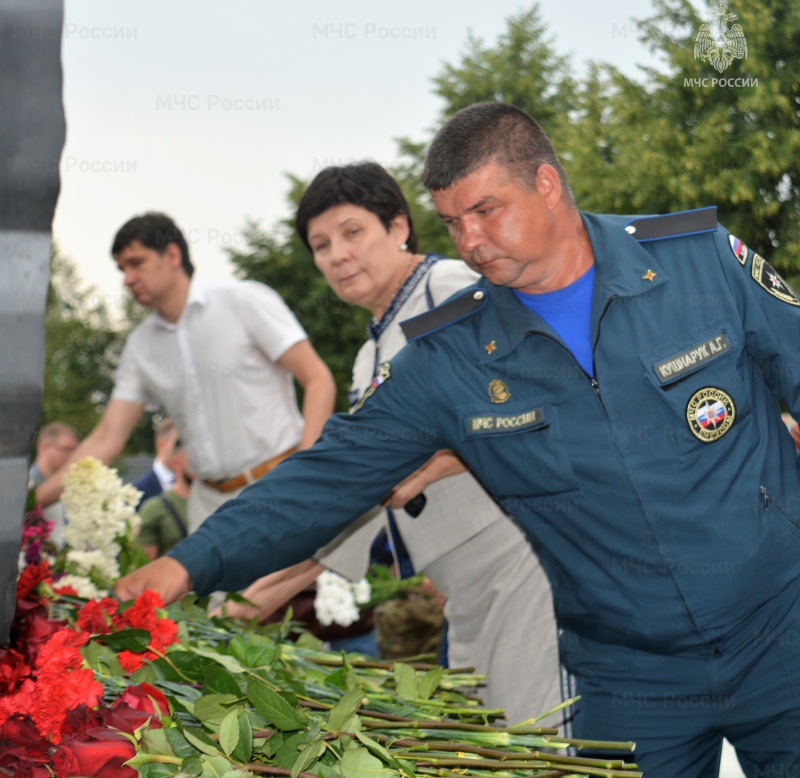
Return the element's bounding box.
[653,333,732,383]
[465,406,545,435]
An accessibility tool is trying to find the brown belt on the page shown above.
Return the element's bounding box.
[203,446,298,493]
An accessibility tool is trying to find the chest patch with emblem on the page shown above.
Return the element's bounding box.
[686,387,736,442]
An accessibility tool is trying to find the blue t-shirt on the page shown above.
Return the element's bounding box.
[513,266,595,377]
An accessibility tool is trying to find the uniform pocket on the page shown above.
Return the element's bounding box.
[640,324,751,461]
[457,396,581,499]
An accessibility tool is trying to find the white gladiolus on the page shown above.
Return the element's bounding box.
[58,457,142,585]
[314,570,372,627]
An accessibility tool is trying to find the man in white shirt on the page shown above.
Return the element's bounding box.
[36,212,336,530]
[131,417,178,508]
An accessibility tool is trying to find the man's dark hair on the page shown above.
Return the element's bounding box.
[111,212,194,277]
[422,102,572,201]
[295,162,418,254]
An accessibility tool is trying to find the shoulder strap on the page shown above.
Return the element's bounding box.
[624,206,717,242]
[159,494,188,540]
[400,287,488,342]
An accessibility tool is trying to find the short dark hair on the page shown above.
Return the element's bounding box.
[111,212,194,277]
[295,162,418,254]
[422,102,572,201]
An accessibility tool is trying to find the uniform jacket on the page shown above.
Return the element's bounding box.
[172,208,800,655]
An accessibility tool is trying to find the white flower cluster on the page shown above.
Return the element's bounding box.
[60,457,142,590]
[314,570,371,628]
[52,574,104,601]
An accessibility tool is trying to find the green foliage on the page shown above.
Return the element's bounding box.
[564,0,800,282]
[42,245,161,457]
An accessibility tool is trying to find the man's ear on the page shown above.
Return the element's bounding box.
[536,164,563,209]
[163,242,183,269]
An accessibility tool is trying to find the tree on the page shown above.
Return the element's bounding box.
[42,246,157,456]
[563,0,800,282]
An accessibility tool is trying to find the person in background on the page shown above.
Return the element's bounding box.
[137,434,192,560]
[35,212,336,534]
[131,417,178,508]
[216,162,562,724]
[28,421,78,545]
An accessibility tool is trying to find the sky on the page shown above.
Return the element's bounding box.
[53,0,660,315]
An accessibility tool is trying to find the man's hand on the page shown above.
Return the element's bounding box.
[114,556,193,604]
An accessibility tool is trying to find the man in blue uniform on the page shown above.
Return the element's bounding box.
[116,103,800,777]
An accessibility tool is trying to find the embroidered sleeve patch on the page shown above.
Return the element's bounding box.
[728,234,749,266]
[352,362,391,413]
[751,254,800,306]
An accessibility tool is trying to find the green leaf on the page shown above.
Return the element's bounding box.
[393,663,419,701]
[80,640,122,676]
[326,686,364,733]
[417,668,445,701]
[291,735,326,778]
[274,732,314,769]
[178,759,204,778]
[194,694,242,726]
[218,710,240,756]
[182,726,222,758]
[355,731,404,772]
[189,645,247,674]
[141,727,172,755]
[247,678,308,731]
[94,627,150,652]
[203,665,242,696]
[165,727,197,760]
[198,754,235,777]
[232,709,254,763]
[340,746,386,778]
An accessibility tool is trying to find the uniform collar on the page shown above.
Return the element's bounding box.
[476,212,668,363]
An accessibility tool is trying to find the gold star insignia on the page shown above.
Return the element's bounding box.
[642,269,657,281]
[484,340,497,354]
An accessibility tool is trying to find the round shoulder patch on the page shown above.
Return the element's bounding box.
[727,234,749,266]
[686,387,736,442]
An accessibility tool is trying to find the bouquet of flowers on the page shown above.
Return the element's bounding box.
[5,457,642,777]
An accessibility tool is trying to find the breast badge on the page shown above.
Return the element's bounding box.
[686,387,736,442]
[488,379,511,404]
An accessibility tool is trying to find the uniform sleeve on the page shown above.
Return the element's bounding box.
[713,229,800,416]
[238,281,308,362]
[312,505,384,580]
[168,341,446,594]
